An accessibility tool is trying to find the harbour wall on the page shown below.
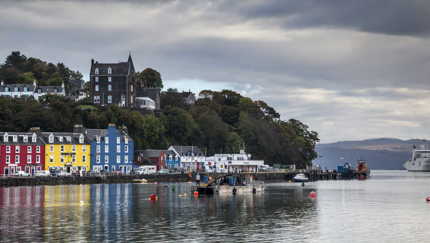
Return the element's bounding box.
[0,171,339,187]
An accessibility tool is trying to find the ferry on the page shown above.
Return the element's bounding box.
[192,174,264,195]
[404,148,430,172]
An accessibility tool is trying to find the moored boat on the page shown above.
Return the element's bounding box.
[293,173,309,182]
[404,147,430,172]
[192,174,264,195]
[356,160,370,179]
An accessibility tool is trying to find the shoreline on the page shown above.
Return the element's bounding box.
[0,171,339,187]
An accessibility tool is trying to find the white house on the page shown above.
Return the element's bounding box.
[204,150,265,173]
[0,80,65,100]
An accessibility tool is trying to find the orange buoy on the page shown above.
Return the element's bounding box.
[193,191,199,197]
[309,191,317,199]
[149,194,158,201]
[426,196,430,202]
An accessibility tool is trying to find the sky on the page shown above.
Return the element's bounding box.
[1,0,429,143]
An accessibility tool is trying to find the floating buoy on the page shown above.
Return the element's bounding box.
[309,191,317,199]
[149,194,158,201]
[193,191,199,197]
[426,196,430,202]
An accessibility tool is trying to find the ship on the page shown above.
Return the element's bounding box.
[356,160,370,179]
[404,147,430,172]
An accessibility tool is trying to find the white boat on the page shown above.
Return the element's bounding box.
[293,173,309,182]
[404,148,430,172]
[193,174,264,195]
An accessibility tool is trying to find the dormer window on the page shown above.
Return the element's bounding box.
[49,134,54,143]
[58,136,63,143]
[66,136,71,143]
[4,133,8,142]
[79,134,84,144]
[23,136,28,143]
[124,136,129,144]
[108,77,112,82]
[96,136,100,144]
[108,67,112,74]
[32,133,37,143]
[12,135,17,142]
[95,68,99,75]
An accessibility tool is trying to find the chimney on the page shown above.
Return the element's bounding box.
[91,59,94,66]
[73,124,85,134]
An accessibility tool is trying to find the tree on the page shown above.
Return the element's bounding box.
[136,68,163,88]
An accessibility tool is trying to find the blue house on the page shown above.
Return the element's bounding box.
[84,124,134,173]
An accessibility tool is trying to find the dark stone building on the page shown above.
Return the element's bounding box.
[90,54,136,107]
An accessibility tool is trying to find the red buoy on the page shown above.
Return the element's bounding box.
[309,191,317,199]
[426,196,430,202]
[193,191,199,197]
[149,194,158,201]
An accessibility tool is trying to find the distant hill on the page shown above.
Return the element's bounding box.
[313,138,430,170]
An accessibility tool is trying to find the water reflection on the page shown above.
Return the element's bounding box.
[0,183,318,242]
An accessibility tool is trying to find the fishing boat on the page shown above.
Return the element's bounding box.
[404,147,430,172]
[293,173,309,182]
[356,160,370,179]
[192,174,264,195]
[337,163,355,179]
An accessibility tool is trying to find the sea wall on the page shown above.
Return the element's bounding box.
[0,171,339,187]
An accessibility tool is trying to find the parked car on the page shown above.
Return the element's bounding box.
[136,166,157,175]
[57,171,72,176]
[35,170,51,177]
[16,171,30,177]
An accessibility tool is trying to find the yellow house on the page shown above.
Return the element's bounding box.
[42,132,91,173]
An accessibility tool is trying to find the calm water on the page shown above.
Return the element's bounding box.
[0,171,430,242]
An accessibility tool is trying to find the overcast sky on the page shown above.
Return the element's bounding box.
[1,0,429,143]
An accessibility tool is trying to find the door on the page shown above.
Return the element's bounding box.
[4,168,9,176]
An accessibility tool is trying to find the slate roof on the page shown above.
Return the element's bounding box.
[85,129,108,141]
[90,54,135,76]
[0,83,35,92]
[136,149,172,158]
[0,132,44,144]
[170,145,204,156]
[35,86,64,93]
[40,132,88,144]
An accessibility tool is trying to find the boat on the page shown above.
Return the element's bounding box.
[293,173,309,182]
[192,174,264,195]
[356,160,370,179]
[337,163,355,179]
[404,147,430,172]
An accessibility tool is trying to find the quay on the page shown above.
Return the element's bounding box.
[0,170,357,187]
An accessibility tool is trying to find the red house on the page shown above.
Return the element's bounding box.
[0,131,45,176]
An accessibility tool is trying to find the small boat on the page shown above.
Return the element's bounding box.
[192,174,264,195]
[337,163,355,179]
[356,160,370,179]
[293,173,309,182]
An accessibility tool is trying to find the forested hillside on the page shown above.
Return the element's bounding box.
[0,52,319,168]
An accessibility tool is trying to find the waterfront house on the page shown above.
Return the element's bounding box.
[205,150,264,173]
[41,131,90,173]
[0,131,45,175]
[168,145,205,171]
[85,124,134,174]
[135,149,178,170]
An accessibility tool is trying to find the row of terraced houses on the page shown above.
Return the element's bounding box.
[0,124,134,176]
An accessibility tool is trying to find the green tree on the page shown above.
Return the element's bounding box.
[136,68,163,88]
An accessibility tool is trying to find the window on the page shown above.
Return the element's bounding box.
[58,136,63,143]
[32,134,37,143]
[23,136,28,143]
[15,146,20,153]
[6,146,10,153]
[61,155,64,163]
[95,84,99,92]
[79,134,84,144]
[130,96,134,104]
[83,145,86,152]
[124,145,129,153]
[131,85,134,93]
[108,85,112,91]
[116,155,120,163]
[6,155,10,164]
[117,145,121,152]
[94,96,100,104]
[124,156,128,163]
[72,155,76,162]
[104,156,109,163]
[108,76,112,82]
[96,145,100,153]
[124,136,129,144]
[108,67,112,74]
[116,137,121,144]
[5,87,9,92]
[14,87,18,92]
[60,145,64,152]
[96,136,100,144]
[83,155,86,162]
[95,68,99,75]
[27,146,32,153]
[49,134,54,143]
[50,145,54,152]
[15,155,19,163]
[27,155,32,164]
[95,76,99,82]
[36,155,40,164]
[49,156,54,163]
[105,137,109,144]
[24,87,28,92]
[3,134,8,142]
[13,136,17,142]
[72,144,76,152]
[105,145,109,153]
[36,146,40,153]
[107,95,112,104]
